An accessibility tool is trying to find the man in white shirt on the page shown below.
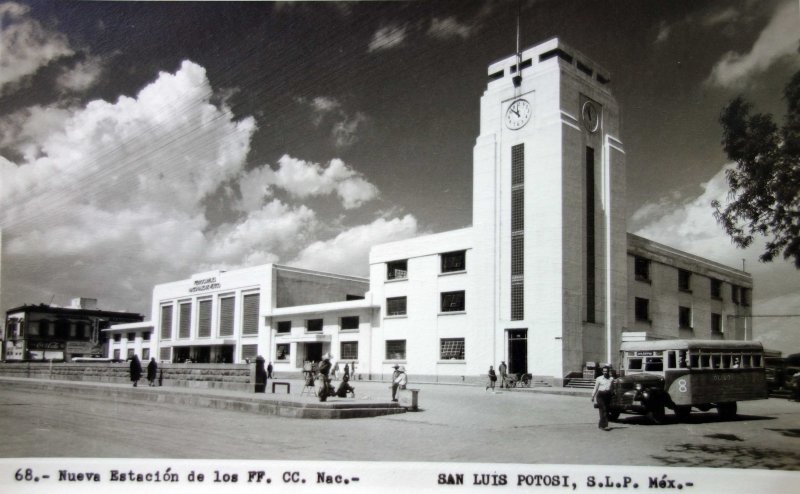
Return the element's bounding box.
[591,365,615,430]
[392,366,407,402]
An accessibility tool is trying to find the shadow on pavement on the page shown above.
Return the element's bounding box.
[613,412,776,426]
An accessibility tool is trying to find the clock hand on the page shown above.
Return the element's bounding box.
[511,107,520,117]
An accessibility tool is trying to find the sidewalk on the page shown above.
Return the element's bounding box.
[0,375,592,419]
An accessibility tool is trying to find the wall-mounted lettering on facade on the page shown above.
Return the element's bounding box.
[189,277,221,293]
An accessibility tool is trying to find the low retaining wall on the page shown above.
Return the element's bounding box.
[0,362,254,392]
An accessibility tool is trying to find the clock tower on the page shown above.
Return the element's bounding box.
[471,38,627,383]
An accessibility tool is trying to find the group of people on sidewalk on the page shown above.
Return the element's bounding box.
[485,361,509,391]
[128,355,159,387]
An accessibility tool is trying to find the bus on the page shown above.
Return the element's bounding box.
[607,340,768,424]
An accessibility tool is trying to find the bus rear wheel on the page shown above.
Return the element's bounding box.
[674,405,692,422]
[717,402,737,420]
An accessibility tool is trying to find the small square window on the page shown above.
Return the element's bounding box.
[387,297,407,316]
[679,306,692,329]
[635,297,649,322]
[441,251,466,273]
[711,313,722,333]
[440,291,465,312]
[340,341,358,360]
[276,343,290,361]
[277,321,291,334]
[127,332,135,342]
[385,340,406,360]
[126,348,134,359]
[340,316,359,331]
[634,257,650,281]
[142,332,151,341]
[113,333,121,342]
[440,338,465,360]
[306,319,323,333]
[678,269,692,292]
[710,279,722,299]
[387,260,408,280]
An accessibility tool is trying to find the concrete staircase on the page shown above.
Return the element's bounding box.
[564,377,595,389]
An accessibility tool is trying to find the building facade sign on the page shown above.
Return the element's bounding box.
[189,277,221,293]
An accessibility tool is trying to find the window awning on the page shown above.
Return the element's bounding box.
[163,339,237,347]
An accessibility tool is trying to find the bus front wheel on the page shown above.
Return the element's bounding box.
[717,402,737,420]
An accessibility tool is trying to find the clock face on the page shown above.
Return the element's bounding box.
[582,101,600,133]
[505,99,531,130]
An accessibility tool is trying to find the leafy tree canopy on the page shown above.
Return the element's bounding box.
[713,70,800,268]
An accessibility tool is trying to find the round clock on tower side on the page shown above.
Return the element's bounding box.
[505,99,531,130]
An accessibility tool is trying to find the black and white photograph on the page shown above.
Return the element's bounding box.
[0,1,798,492]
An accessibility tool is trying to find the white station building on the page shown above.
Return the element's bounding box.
[112,38,753,385]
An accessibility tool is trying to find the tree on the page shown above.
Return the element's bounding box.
[712,70,800,268]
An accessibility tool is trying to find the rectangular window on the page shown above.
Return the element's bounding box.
[586,146,596,324]
[511,281,524,321]
[159,347,171,362]
[31,321,43,336]
[178,301,191,339]
[710,279,722,299]
[440,291,465,312]
[346,294,365,300]
[142,348,150,361]
[634,257,650,282]
[75,322,85,339]
[511,235,524,276]
[340,341,359,360]
[385,340,406,360]
[127,332,136,342]
[679,306,692,329]
[113,349,120,360]
[276,343,290,361]
[440,338,465,360]
[678,269,692,292]
[711,313,722,333]
[441,250,466,273]
[219,296,235,337]
[387,260,408,280]
[114,333,121,342]
[306,318,323,333]
[512,143,525,186]
[198,299,212,338]
[127,348,134,359]
[386,297,407,316]
[69,324,77,338]
[635,297,650,322]
[142,332,151,341]
[511,188,525,232]
[160,304,173,340]
[277,321,291,334]
[340,316,359,331]
[241,344,258,362]
[741,288,750,306]
[732,285,740,304]
[242,293,260,336]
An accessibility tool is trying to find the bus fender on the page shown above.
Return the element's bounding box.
[640,388,666,406]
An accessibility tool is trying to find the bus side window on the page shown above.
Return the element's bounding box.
[700,355,710,368]
[722,355,731,368]
[667,351,677,369]
[628,358,643,370]
[645,357,663,372]
[689,354,699,368]
[712,355,721,369]
[753,355,762,367]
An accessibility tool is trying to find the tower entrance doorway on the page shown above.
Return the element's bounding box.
[508,329,528,375]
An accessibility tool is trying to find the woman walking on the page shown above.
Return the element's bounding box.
[130,355,142,387]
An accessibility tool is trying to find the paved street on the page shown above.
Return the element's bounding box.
[0,380,799,469]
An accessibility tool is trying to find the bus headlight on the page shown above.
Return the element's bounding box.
[634,383,643,391]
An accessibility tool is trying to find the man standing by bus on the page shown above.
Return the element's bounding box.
[591,365,615,430]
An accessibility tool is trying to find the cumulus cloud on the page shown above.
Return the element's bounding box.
[706,1,800,88]
[295,96,367,147]
[332,111,367,148]
[428,17,473,40]
[0,104,73,161]
[291,214,419,276]
[57,56,104,93]
[630,164,800,317]
[368,24,408,52]
[0,2,74,94]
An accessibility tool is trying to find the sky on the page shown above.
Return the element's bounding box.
[0,0,798,350]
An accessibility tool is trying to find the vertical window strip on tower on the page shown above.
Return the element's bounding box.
[242,293,260,335]
[160,304,173,340]
[219,297,235,337]
[586,146,596,323]
[198,299,212,338]
[178,302,191,339]
[511,144,524,321]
